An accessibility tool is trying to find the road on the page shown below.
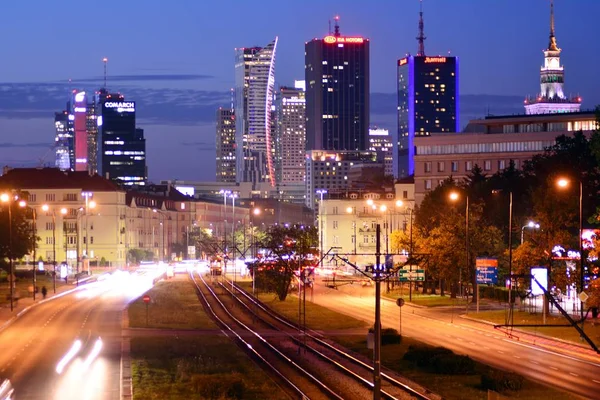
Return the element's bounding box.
[308,277,599,399]
[0,270,153,400]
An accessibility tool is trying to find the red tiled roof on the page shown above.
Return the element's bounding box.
[0,167,121,191]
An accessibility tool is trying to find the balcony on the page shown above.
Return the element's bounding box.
[358,242,375,248]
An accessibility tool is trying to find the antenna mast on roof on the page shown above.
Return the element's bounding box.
[334,15,340,37]
[416,0,426,56]
[103,57,108,89]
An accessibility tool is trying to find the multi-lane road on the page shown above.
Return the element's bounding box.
[0,271,154,400]
[309,278,599,399]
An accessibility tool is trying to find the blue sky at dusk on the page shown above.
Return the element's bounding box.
[0,0,598,182]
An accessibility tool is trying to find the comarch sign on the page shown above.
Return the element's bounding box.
[105,101,135,109]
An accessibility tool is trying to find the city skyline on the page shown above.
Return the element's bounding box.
[0,0,598,182]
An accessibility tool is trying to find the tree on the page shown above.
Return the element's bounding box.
[253,225,318,301]
[127,248,154,264]
[0,200,34,272]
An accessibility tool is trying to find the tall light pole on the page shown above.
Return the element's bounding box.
[42,205,66,293]
[81,192,96,274]
[346,207,357,255]
[449,191,469,299]
[520,221,540,244]
[230,193,238,281]
[20,201,38,300]
[373,223,382,400]
[219,190,231,276]
[1,193,24,311]
[152,209,167,262]
[316,189,327,259]
[557,178,584,320]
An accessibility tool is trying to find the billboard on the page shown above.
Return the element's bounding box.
[531,267,548,296]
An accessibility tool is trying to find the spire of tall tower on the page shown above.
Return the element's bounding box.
[102,57,108,89]
[548,0,559,51]
[416,0,426,56]
[334,15,340,37]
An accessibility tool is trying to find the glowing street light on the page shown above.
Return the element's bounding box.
[521,221,540,244]
[449,190,469,299]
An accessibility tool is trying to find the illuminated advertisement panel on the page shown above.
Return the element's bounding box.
[323,35,365,44]
[531,267,548,296]
[73,92,88,171]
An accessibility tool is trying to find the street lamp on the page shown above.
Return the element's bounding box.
[556,177,584,320]
[230,193,238,282]
[1,193,28,311]
[521,221,540,244]
[449,191,469,299]
[21,201,38,300]
[346,206,357,255]
[152,209,166,262]
[316,189,327,260]
[81,192,96,274]
[42,205,67,293]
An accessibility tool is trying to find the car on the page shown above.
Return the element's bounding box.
[0,379,14,400]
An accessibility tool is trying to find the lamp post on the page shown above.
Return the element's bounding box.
[252,208,260,298]
[520,221,540,244]
[21,202,38,300]
[42,205,67,293]
[316,189,327,259]
[219,190,231,277]
[152,209,166,262]
[449,191,469,299]
[557,178,584,320]
[346,207,357,255]
[81,192,96,274]
[1,193,22,311]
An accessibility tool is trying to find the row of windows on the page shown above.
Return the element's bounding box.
[417,140,555,156]
[423,159,518,173]
[28,193,87,202]
[45,236,94,245]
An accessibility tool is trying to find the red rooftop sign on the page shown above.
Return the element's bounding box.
[324,36,364,44]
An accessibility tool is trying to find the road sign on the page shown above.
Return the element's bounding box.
[143,295,151,304]
[579,291,589,303]
[476,266,498,284]
[396,298,405,307]
[188,246,196,257]
[398,268,425,282]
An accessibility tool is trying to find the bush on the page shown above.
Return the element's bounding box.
[430,353,475,375]
[402,345,452,368]
[191,373,247,399]
[367,327,402,345]
[481,369,524,392]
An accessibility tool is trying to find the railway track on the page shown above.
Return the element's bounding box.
[193,271,438,400]
[190,271,345,400]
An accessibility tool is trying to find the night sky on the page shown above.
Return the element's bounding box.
[0,0,597,182]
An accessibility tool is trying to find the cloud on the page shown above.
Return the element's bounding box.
[68,74,214,83]
[0,142,52,148]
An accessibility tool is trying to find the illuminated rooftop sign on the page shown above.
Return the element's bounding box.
[324,36,364,44]
[104,101,135,112]
[424,57,447,63]
[398,58,408,66]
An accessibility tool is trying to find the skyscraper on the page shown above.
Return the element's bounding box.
[276,82,306,185]
[97,90,147,186]
[216,107,236,183]
[54,110,71,171]
[234,38,278,186]
[87,96,99,175]
[305,18,370,152]
[524,0,581,115]
[396,3,459,178]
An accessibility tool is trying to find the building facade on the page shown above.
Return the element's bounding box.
[216,107,237,183]
[396,55,459,178]
[413,111,599,204]
[97,91,147,186]
[234,39,278,186]
[369,128,393,177]
[276,84,306,185]
[305,22,370,152]
[524,1,581,115]
[305,150,378,209]
[0,168,252,267]
[318,190,415,267]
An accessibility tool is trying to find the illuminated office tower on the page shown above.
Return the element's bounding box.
[396,3,459,178]
[234,38,278,186]
[305,18,370,151]
[87,96,99,175]
[97,90,147,186]
[276,82,306,184]
[54,110,72,171]
[216,107,236,183]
